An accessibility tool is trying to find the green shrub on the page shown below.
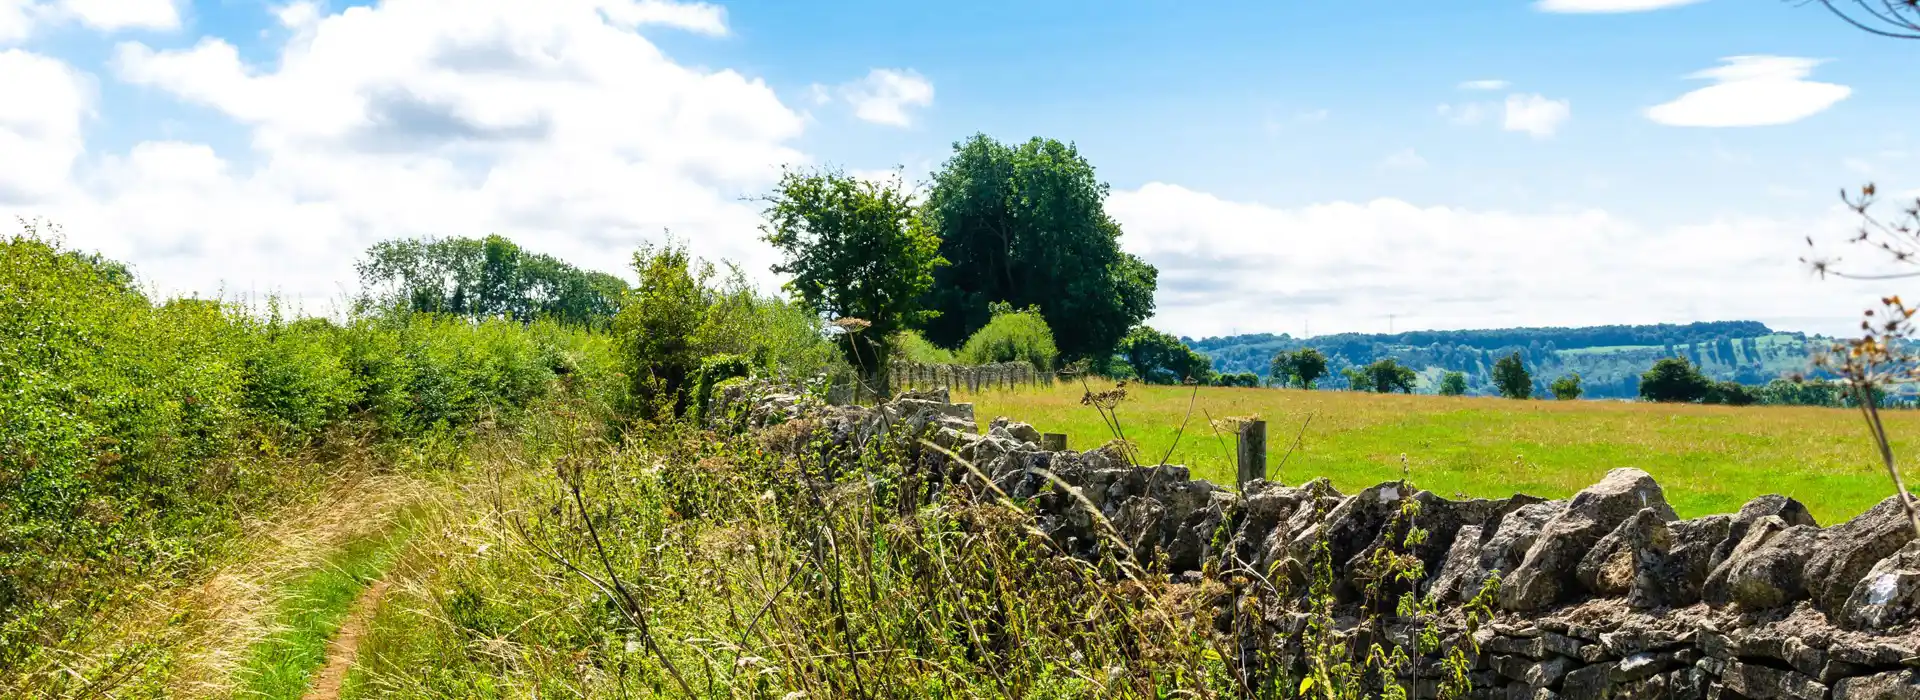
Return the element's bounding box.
[957,303,1059,371]
[1550,373,1584,401]
[1439,371,1469,396]
[1211,371,1260,387]
[1704,380,1759,406]
[893,329,957,365]
[616,243,844,419]
[690,354,753,423]
[240,316,358,440]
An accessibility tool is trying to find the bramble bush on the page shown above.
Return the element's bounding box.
[957,302,1060,371]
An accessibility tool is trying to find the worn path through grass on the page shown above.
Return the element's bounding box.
[7,471,440,699]
[960,383,1920,523]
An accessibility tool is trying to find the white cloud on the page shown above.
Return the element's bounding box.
[272,1,322,30]
[0,0,38,44]
[1535,0,1705,12]
[1458,79,1508,91]
[1440,93,1569,138]
[1646,56,1851,128]
[831,68,933,127]
[2,0,801,307]
[597,0,727,36]
[1502,93,1570,138]
[56,0,182,31]
[0,49,91,202]
[1380,149,1427,171]
[1106,182,1873,338]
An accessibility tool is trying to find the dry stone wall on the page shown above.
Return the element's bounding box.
[709,382,1920,700]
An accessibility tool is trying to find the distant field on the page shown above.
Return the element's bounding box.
[956,382,1920,524]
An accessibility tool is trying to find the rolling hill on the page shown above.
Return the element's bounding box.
[1184,321,1831,398]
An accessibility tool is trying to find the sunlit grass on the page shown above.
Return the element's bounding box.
[237,506,421,699]
[959,382,1919,523]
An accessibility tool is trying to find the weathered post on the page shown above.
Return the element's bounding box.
[1042,433,1068,451]
[1236,420,1267,488]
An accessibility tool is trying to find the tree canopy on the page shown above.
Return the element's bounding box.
[760,168,946,389]
[1362,358,1418,394]
[356,234,628,327]
[1119,326,1212,385]
[1439,371,1468,396]
[1493,352,1532,399]
[917,134,1158,364]
[1550,373,1584,400]
[1640,357,1712,403]
[1270,347,1329,389]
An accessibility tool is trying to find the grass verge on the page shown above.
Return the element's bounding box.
[236,504,424,699]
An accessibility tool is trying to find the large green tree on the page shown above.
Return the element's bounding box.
[1640,357,1712,403]
[1493,352,1532,399]
[1362,358,1418,394]
[761,168,946,394]
[356,234,628,326]
[917,134,1158,364]
[1118,326,1212,385]
[1270,347,1329,389]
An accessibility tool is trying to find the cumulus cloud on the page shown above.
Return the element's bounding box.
[1105,182,1873,338]
[3,0,802,308]
[1535,0,1705,12]
[0,0,37,44]
[1503,93,1570,138]
[827,68,934,127]
[1458,79,1508,91]
[0,49,91,202]
[1646,56,1851,127]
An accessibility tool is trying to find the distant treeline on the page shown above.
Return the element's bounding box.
[1181,321,1830,400]
[1186,320,1777,355]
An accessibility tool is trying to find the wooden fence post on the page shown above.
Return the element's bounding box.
[1042,433,1068,451]
[1236,420,1267,488]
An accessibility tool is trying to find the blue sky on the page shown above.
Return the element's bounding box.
[0,0,1913,338]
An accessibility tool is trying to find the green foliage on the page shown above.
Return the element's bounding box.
[1493,352,1532,399]
[0,227,620,667]
[1759,378,1854,407]
[1271,347,1330,389]
[892,329,956,365]
[956,302,1059,371]
[614,242,841,419]
[1439,371,1469,396]
[760,168,945,391]
[1640,357,1712,403]
[1118,326,1213,384]
[1341,367,1371,392]
[1362,358,1418,394]
[1705,380,1759,406]
[356,234,627,327]
[1550,373,1584,401]
[918,134,1158,362]
[689,354,752,424]
[1211,371,1261,388]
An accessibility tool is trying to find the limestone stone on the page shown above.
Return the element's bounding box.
[1502,468,1676,611]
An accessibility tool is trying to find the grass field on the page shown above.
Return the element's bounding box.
[956,382,1920,524]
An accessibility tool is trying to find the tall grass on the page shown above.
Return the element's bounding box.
[342,421,1240,698]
